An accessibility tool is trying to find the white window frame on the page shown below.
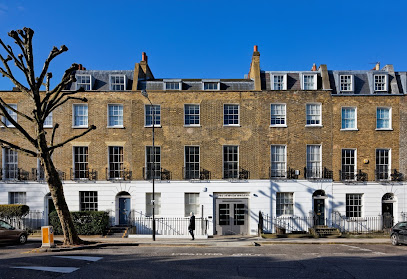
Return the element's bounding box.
[223,145,239,179]
[144,104,161,127]
[109,74,127,91]
[2,104,17,127]
[306,145,322,178]
[301,74,317,90]
[2,148,18,180]
[184,104,200,126]
[185,193,200,217]
[75,74,92,91]
[270,103,287,127]
[340,75,354,92]
[341,107,357,130]
[163,79,182,91]
[341,149,357,180]
[108,146,124,180]
[271,74,287,90]
[107,104,124,128]
[376,107,392,130]
[202,80,220,90]
[346,194,362,218]
[276,192,294,216]
[223,104,240,126]
[146,192,161,216]
[72,104,88,128]
[43,112,53,128]
[9,192,26,204]
[306,103,322,126]
[73,146,89,180]
[184,146,200,180]
[145,146,161,180]
[374,74,388,92]
[376,148,391,180]
[270,145,287,178]
[80,191,98,211]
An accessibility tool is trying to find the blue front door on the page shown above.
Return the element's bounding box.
[119,198,130,225]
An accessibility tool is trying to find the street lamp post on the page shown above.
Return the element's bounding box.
[141,89,156,241]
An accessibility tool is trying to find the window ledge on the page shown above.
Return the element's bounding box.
[184,125,202,128]
[376,128,393,131]
[340,128,359,131]
[43,126,53,129]
[305,125,323,128]
[107,126,125,129]
[270,125,287,128]
[144,125,162,128]
[223,124,241,127]
[72,126,89,129]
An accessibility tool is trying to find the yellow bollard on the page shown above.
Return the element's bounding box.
[41,226,55,248]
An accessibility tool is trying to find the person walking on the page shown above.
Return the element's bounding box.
[188,212,195,240]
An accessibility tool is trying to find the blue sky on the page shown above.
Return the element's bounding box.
[1,0,407,89]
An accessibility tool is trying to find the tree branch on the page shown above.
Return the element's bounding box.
[0,54,31,96]
[0,97,34,122]
[0,103,37,148]
[48,125,96,151]
[0,139,37,157]
[37,44,68,91]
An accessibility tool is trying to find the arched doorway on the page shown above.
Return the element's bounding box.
[313,190,326,226]
[116,192,131,226]
[382,193,395,229]
[44,193,55,226]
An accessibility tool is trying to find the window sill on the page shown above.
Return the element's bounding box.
[376,128,393,131]
[107,126,125,129]
[144,125,162,128]
[43,126,53,129]
[270,125,287,128]
[184,125,201,128]
[305,125,323,128]
[340,128,359,131]
[72,126,89,129]
[223,124,241,127]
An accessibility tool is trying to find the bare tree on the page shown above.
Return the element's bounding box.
[0,27,95,245]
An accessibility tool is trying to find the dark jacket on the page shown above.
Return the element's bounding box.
[188,215,195,230]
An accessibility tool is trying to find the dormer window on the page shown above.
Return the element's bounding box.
[163,79,182,90]
[374,74,387,92]
[203,80,220,90]
[271,74,287,90]
[302,74,317,90]
[110,75,126,91]
[340,75,353,92]
[76,75,92,91]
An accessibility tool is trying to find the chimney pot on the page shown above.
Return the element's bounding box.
[311,63,317,71]
[254,45,258,52]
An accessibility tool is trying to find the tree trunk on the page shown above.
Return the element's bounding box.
[39,136,82,246]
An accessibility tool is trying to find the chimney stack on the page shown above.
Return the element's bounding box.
[142,52,148,63]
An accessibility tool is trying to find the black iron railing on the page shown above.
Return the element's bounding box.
[304,167,333,180]
[339,169,368,182]
[0,168,30,181]
[269,167,300,179]
[70,168,97,181]
[143,167,172,180]
[182,167,211,180]
[105,168,132,181]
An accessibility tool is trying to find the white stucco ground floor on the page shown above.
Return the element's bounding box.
[1,179,405,236]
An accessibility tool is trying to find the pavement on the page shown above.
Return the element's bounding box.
[26,234,392,252]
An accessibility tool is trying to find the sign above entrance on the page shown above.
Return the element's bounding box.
[215,193,250,199]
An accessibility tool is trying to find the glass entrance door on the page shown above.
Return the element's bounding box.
[216,199,248,235]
